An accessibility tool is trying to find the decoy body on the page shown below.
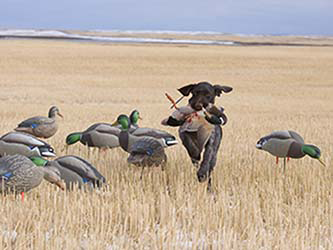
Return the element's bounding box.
[65,110,140,149]
[66,123,121,149]
[30,155,105,190]
[15,106,63,139]
[0,154,64,195]
[127,110,178,147]
[131,127,178,148]
[256,130,325,168]
[0,132,56,158]
[113,115,172,169]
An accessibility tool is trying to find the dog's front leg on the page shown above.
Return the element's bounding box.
[179,131,201,167]
[197,125,222,185]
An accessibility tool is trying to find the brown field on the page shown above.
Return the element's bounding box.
[0,39,332,249]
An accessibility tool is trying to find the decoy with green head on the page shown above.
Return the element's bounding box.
[15,106,63,139]
[112,114,168,178]
[30,155,105,190]
[0,132,56,158]
[66,123,121,150]
[256,130,325,170]
[0,154,65,198]
[65,110,141,150]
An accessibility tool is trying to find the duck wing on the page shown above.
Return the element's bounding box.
[288,130,304,144]
[0,132,47,146]
[0,155,28,176]
[54,155,105,184]
[131,127,176,140]
[17,116,53,128]
[85,123,120,135]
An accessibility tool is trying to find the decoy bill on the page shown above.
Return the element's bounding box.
[0,132,56,158]
[30,155,106,190]
[15,106,63,139]
[256,130,326,169]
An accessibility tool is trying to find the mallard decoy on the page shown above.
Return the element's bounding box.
[131,128,178,147]
[113,114,168,178]
[65,110,141,150]
[256,130,325,170]
[15,106,63,139]
[66,123,121,149]
[0,132,56,158]
[0,154,65,198]
[30,155,105,190]
[127,110,178,146]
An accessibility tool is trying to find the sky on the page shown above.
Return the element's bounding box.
[0,0,332,35]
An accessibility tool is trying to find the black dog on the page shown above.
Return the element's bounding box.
[166,81,232,188]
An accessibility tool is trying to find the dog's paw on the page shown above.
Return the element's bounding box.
[197,170,208,182]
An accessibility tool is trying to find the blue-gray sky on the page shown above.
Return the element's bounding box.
[0,0,332,35]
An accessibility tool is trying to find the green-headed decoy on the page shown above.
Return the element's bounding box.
[30,155,105,190]
[256,130,325,169]
[66,123,121,149]
[0,132,56,158]
[65,110,141,150]
[0,154,65,198]
[15,106,63,139]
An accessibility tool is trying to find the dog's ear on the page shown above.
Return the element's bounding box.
[177,84,196,96]
[214,85,233,97]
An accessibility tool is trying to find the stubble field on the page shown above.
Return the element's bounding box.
[0,39,332,249]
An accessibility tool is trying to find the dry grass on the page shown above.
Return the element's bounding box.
[0,39,332,249]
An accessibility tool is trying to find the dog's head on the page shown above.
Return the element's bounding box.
[178,81,232,111]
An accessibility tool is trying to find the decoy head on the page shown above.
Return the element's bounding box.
[302,144,326,166]
[256,137,268,150]
[129,110,142,126]
[112,114,131,131]
[49,106,63,118]
[43,167,65,190]
[66,132,82,145]
[30,156,48,166]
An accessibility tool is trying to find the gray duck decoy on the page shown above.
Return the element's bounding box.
[112,114,168,178]
[66,123,121,149]
[256,130,325,170]
[0,132,56,158]
[15,106,63,139]
[127,110,178,146]
[65,110,140,150]
[131,127,178,147]
[30,155,105,190]
[0,154,65,197]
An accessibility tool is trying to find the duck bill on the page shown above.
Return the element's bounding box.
[317,158,326,167]
[57,112,64,118]
[138,115,143,120]
[55,180,65,190]
[111,121,118,126]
